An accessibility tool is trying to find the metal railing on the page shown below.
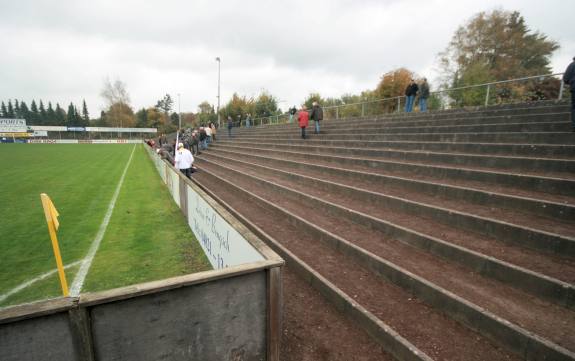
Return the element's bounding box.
[241,72,566,127]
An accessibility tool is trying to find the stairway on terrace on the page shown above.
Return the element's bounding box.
[195,101,575,361]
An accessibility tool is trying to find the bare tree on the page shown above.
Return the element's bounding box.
[100,77,131,107]
[100,77,134,128]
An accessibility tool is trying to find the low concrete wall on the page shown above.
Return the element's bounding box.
[0,144,284,361]
[147,145,266,269]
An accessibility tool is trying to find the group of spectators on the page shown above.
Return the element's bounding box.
[146,122,219,179]
[296,102,323,139]
[404,78,430,113]
[225,114,253,134]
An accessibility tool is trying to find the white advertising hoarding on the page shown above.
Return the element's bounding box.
[0,118,27,133]
[166,168,180,206]
[144,146,264,269]
[187,190,264,269]
[33,130,48,137]
[86,127,157,133]
[28,125,157,133]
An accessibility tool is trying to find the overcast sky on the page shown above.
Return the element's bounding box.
[0,0,573,115]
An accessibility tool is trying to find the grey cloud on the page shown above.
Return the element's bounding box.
[0,0,573,113]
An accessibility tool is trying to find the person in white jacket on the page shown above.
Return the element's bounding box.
[174,143,194,179]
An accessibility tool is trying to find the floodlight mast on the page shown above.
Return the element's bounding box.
[178,93,181,130]
[216,57,221,128]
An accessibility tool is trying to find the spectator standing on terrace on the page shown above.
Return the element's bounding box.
[246,113,252,128]
[227,116,233,137]
[404,79,418,113]
[159,133,167,147]
[205,125,213,144]
[419,78,430,112]
[157,147,174,165]
[175,143,194,179]
[310,101,323,134]
[209,122,217,142]
[237,114,242,127]
[191,130,200,155]
[563,57,575,132]
[298,105,309,139]
[289,106,297,123]
[199,127,208,150]
[169,139,177,156]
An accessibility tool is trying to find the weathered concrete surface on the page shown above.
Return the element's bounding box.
[90,272,267,361]
[0,312,78,361]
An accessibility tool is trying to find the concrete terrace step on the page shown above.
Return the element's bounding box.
[210,144,575,196]
[228,131,575,144]
[193,159,575,360]
[200,152,575,303]
[203,147,575,221]
[242,102,571,131]
[203,150,575,244]
[222,138,575,158]
[239,120,572,136]
[216,140,575,174]
[241,111,571,134]
[199,101,575,360]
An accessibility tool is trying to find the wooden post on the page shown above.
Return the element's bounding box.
[68,307,96,361]
[266,266,282,361]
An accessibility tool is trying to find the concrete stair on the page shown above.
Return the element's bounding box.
[194,101,575,360]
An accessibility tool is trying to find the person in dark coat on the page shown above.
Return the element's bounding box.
[199,127,207,150]
[289,106,297,123]
[563,57,575,132]
[310,101,323,134]
[158,147,175,165]
[298,105,309,139]
[227,116,233,137]
[419,78,430,112]
[405,79,418,113]
[190,131,200,155]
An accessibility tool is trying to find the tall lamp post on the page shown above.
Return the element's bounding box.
[216,57,221,128]
[178,93,181,130]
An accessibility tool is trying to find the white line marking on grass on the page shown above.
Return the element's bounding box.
[0,260,82,303]
[69,144,137,296]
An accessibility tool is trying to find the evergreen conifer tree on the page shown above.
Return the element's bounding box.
[74,105,81,126]
[46,102,56,125]
[39,101,47,124]
[1,101,7,118]
[14,100,20,118]
[67,103,76,126]
[7,100,15,118]
[30,100,40,124]
[82,100,90,125]
[19,101,30,121]
[55,103,66,125]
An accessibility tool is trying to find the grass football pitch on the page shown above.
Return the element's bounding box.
[0,143,211,307]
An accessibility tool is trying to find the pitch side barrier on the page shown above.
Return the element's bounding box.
[0,145,284,361]
[27,139,143,144]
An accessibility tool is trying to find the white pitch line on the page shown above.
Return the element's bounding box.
[69,144,137,296]
[0,260,82,304]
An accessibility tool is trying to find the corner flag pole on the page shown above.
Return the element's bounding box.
[40,193,69,297]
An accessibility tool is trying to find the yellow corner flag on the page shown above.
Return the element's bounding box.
[40,193,69,297]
